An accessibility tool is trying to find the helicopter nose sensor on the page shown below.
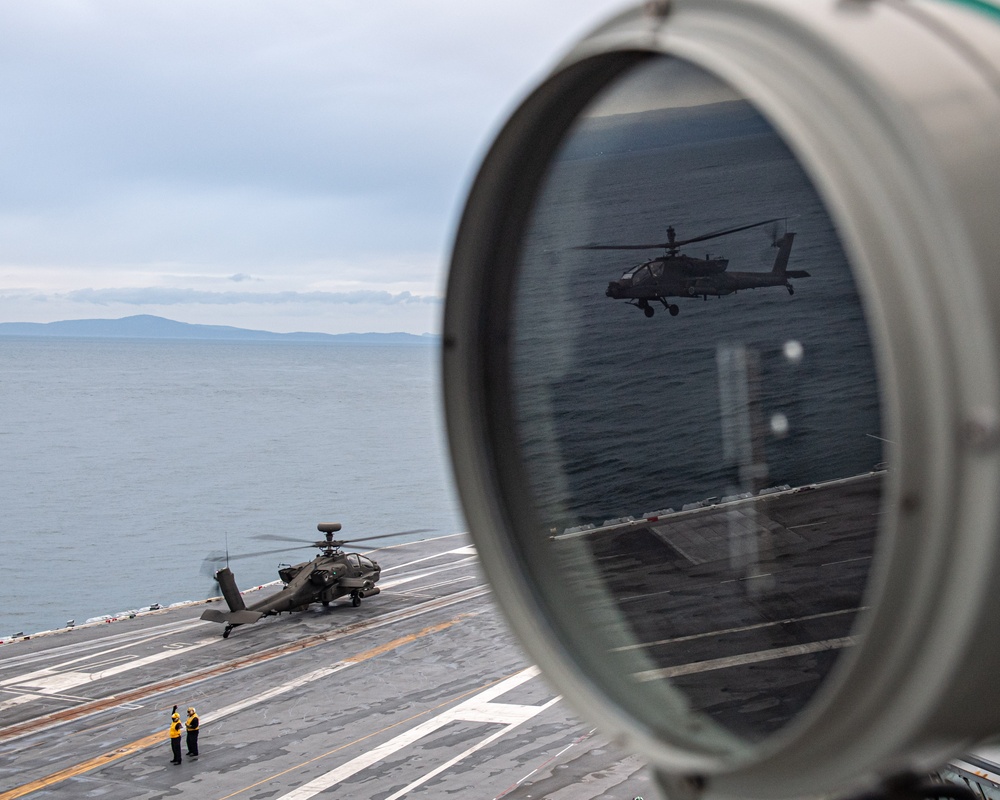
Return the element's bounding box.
[443,2,1000,799]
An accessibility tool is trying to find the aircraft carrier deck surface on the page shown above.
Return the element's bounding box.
[0,534,652,800]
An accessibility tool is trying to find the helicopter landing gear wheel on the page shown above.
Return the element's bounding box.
[787,284,795,295]
[223,625,233,639]
[352,592,361,607]
[668,304,679,316]
[322,600,329,607]
[643,305,654,318]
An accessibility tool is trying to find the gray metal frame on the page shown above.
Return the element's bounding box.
[443,2,1000,798]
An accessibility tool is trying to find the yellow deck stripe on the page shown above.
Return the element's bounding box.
[0,616,464,800]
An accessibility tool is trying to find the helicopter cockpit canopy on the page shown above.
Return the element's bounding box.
[621,262,662,286]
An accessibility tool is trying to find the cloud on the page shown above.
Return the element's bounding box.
[0,0,624,333]
[55,287,441,307]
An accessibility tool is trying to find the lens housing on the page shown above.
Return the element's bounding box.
[444,2,1000,797]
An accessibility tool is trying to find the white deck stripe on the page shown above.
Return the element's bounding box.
[382,697,562,800]
[275,667,553,800]
[633,636,857,682]
[0,641,212,710]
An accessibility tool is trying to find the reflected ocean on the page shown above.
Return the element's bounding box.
[0,338,464,637]
[513,99,882,528]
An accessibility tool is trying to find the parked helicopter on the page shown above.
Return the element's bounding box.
[586,218,810,317]
[201,523,424,638]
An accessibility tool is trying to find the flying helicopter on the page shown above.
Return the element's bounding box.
[201,523,424,638]
[586,217,811,317]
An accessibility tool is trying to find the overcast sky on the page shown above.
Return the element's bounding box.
[0,1,626,334]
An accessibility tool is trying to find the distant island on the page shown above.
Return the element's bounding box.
[0,314,438,345]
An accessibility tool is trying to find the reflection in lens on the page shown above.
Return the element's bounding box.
[510,57,882,744]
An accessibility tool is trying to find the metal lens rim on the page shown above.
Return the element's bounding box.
[443,47,754,772]
[447,0,1000,796]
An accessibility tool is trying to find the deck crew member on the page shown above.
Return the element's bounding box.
[169,709,183,764]
[186,706,200,756]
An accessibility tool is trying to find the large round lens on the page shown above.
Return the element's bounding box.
[509,56,883,746]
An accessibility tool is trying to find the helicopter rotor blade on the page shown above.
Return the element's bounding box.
[576,218,786,252]
[252,533,312,544]
[574,242,673,251]
[202,555,224,597]
[203,545,312,570]
[203,552,226,577]
[336,528,435,546]
[671,218,785,248]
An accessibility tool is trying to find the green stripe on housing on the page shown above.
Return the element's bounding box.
[940,0,1000,22]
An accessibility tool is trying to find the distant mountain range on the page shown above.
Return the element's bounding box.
[0,315,438,344]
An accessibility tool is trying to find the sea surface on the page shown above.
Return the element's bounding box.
[0,338,464,637]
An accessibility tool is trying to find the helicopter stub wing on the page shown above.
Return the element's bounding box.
[339,576,377,589]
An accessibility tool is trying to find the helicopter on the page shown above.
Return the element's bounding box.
[201,523,422,638]
[587,218,811,317]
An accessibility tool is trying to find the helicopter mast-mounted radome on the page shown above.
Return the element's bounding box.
[315,522,346,555]
[443,2,1000,800]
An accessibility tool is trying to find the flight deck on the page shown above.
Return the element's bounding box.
[0,534,652,800]
[1,517,994,800]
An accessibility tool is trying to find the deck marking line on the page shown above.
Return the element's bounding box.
[633,636,857,682]
[379,545,474,574]
[0,617,466,800]
[214,668,536,800]
[0,585,487,744]
[381,698,562,800]
[200,616,467,725]
[494,727,598,799]
[612,607,865,653]
[401,576,477,593]
[0,619,207,675]
[0,730,164,800]
[274,667,548,800]
[379,559,477,589]
[0,629,208,688]
[0,642,211,708]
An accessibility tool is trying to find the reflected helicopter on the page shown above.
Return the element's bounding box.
[201,523,426,638]
[587,218,810,317]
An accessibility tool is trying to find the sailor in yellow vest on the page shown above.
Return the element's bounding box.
[185,706,200,757]
[169,706,183,764]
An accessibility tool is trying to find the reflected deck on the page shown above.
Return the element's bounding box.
[555,472,883,741]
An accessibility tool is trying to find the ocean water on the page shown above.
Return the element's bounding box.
[0,338,464,637]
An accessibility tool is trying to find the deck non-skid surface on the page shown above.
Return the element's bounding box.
[0,534,652,800]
